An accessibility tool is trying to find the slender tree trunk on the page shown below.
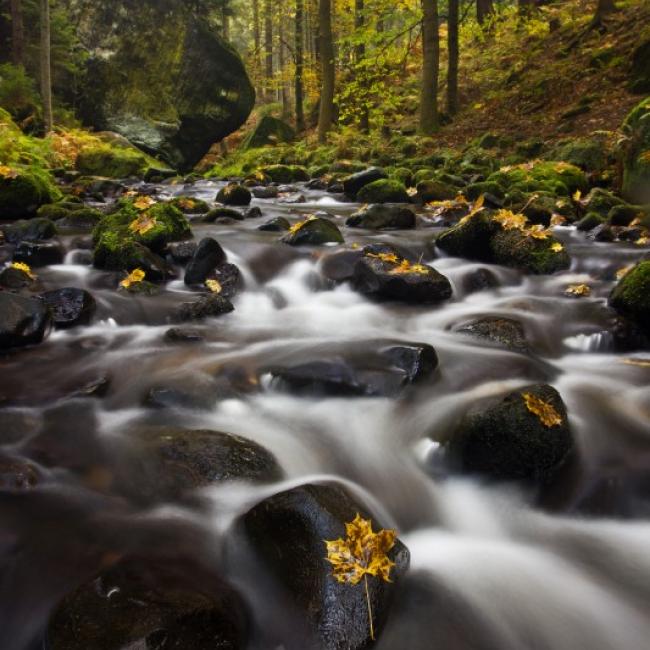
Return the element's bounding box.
[40,0,53,133]
[317,0,335,143]
[355,0,370,133]
[594,0,616,20]
[11,0,25,66]
[295,0,305,131]
[476,0,494,26]
[447,0,459,116]
[279,13,290,116]
[419,0,439,135]
[264,0,273,101]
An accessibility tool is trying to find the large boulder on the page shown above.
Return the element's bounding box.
[621,97,650,204]
[184,238,227,286]
[342,167,387,198]
[346,204,416,230]
[243,115,295,148]
[282,217,344,246]
[0,166,60,219]
[0,292,51,349]
[40,288,97,329]
[609,261,650,331]
[240,482,410,650]
[357,179,410,204]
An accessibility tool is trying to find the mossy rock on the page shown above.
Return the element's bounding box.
[55,208,104,232]
[169,196,211,214]
[416,180,456,203]
[488,161,587,197]
[608,204,644,227]
[243,115,295,149]
[465,181,505,201]
[357,179,409,204]
[548,136,610,173]
[436,213,498,261]
[282,217,344,246]
[216,183,251,206]
[259,164,309,183]
[412,168,438,185]
[582,188,626,218]
[0,167,61,219]
[75,146,148,179]
[621,97,650,204]
[37,201,88,221]
[2,218,57,244]
[389,167,414,187]
[576,212,605,231]
[489,228,570,275]
[609,261,650,329]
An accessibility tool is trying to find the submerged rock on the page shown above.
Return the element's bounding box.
[259,164,309,184]
[454,317,529,352]
[241,482,410,650]
[342,167,387,198]
[40,288,97,329]
[173,294,234,321]
[13,240,64,267]
[184,237,227,286]
[347,204,416,230]
[2,218,56,244]
[0,292,51,349]
[282,217,344,246]
[164,327,205,344]
[258,216,290,232]
[216,183,252,207]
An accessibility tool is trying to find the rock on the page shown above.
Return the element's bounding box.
[346,204,416,230]
[278,193,306,204]
[95,240,174,282]
[75,147,148,178]
[0,293,51,349]
[119,279,162,296]
[582,188,625,218]
[461,267,499,294]
[608,204,642,227]
[70,375,111,399]
[282,217,344,246]
[0,265,35,289]
[167,240,198,264]
[630,39,650,94]
[55,208,104,232]
[47,556,247,650]
[0,167,60,219]
[576,212,605,232]
[241,482,409,650]
[416,180,457,203]
[216,183,252,206]
[436,212,497,260]
[164,327,205,343]
[489,228,570,275]
[549,136,610,173]
[342,167,387,198]
[143,167,177,182]
[357,179,409,204]
[169,196,211,214]
[591,223,615,242]
[380,342,438,382]
[13,240,64,267]
[210,263,242,299]
[455,317,529,352]
[184,238,227,286]
[488,161,587,197]
[352,249,452,304]
[609,261,650,331]
[173,294,234,322]
[244,206,262,219]
[0,455,39,490]
[444,384,573,483]
[259,164,309,183]
[40,288,97,329]
[203,207,245,222]
[243,115,295,148]
[37,201,87,221]
[251,186,279,199]
[258,217,290,232]
[144,386,217,411]
[621,97,650,203]
[2,218,56,244]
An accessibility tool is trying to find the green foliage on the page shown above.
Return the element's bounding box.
[0,64,40,123]
[75,146,149,178]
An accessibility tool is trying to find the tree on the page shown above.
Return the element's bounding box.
[592,0,617,25]
[264,0,273,100]
[476,0,494,26]
[317,0,335,143]
[419,0,439,135]
[355,0,369,133]
[447,0,459,116]
[10,0,25,66]
[40,0,53,133]
[295,0,305,131]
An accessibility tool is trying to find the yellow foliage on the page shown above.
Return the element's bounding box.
[621,358,650,368]
[527,224,552,240]
[133,196,157,211]
[636,236,649,246]
[551,242,564,253]
[205,279,222,293]
[120,268,146,289]
[389,259,430,276]
[492,209,527,231]
[564,283,591,297]
[616,265,634,280]
[0,165,18,179]
[129,213,157,235]
[177,198,196,210]
[10,262,36,279]
[288,215,316,235]
[366,251,400,264]
[522,392,563,427]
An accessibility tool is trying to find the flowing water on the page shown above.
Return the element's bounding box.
[1,180,649,649]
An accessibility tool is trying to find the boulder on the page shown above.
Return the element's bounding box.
[282,217,344,246]
[444,384,573,483]
[258,217,290,232]
[346,204,416,230]
[184,238,227,286]
[243,115,295,148]
[0,292,51,349]
[75,146,148,178]
[55,208,104,232]
[241,482,410,650]
[96,241,174,282]
[173,294,234,322]
[357,179,410,204]
[2,218,56,244]
[167,240,198,264]
[252,186,279,199]
[489,228,570,275]
[0,167,60,219]
[169,196,211,214]
[455,317,529,352]
[416,180,457,203]
[0,265,35,289]
[621,97,650,204]
[40,288,97,329]
[217,183,252,207]
[259,164,309,183]
[342,167,387,198]
[164,327,205,344]
[203,207,245,222]
[13,240,64,267]
[609,261,650,331]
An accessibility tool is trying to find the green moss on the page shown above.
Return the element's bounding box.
[388,167,414,187]
[490,229,570,275]
[466,181,505,200]
[416,179,457,202]
[169,196,210,214]
[548,137,610,173]
[412,168,438,185]
[609,261,650,327]
[357,179,409,204]
[0,166,61,219]
[582,188,626,217]
[259,164,309,183]
[488,161,587,197]
[76,146,148,178]
[37,201,87,221]
[436,213,497,260]
[216,183,251,206]
[621,97,650,203]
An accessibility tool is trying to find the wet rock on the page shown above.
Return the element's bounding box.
[144,386,216,411]
[260,164,309,184]
[2,218,57,244]
[241,482,409,650]
[119,279,162,296]
[347,204,416,230]
[352,251,452,304]
[258,217,290,232]
[203,207,245,222]
[282,217,344,246]
[608,204,641,227]
[13,240,64,267]
[251,186,279,199]
[576,212,604,232]
[0,265,35,289]
[209,262,242,299]
[461,267,499,294]
[609,315,650,352]
[591,223,616,242]
[216,183,252,206]
[244,206,262,219]
[99,243,175,282]
[40,288,97,329]
[0,455,39,490]
[278,193,306,204]
[357,179,410,204]
[169,196,211,214]
[70,374,111,399]
[167,240,198,264]
[271,361,368,397]
[609,261,650,331]
[416,180,457,203]
[47,557,247,650]
[455,317,529,352]
[164,327,205,343]
[342,166,387,198]
[490,228,570,275]
[0,292,51,349]
[173,294,234,321]
[144,167,177,182]
[184,237,227,286]
[380,342,438,382]
[55,208,104,233]
[320,250,364,282]
[0,168,59,219]
[436,212,497,260]
[444,384,573,484]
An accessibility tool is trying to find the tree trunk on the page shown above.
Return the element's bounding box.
[594,0,616,20]
[355,0,370,133]
[264,0,273,101]
[476,0,494,26]
[40,0,53,133]
[447,0,459,116]
[295,0,305,131]
[317,0,335,143]
[419,0,439,135]
[279,12,290,117]
[11,0,25,66]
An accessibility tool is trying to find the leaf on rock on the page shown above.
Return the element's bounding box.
[492,209,527,231]
[120,268,146,289]
[550,242,564,253]
[205,279,222,293]
[0,165,18,179]
[129,213,157,235]
[616,265,634,280]
[527,224,552,240]
[10,262,36,279]
[522,392,563,428]
[288,215,316,235]
[133,196,157,211]
[564,283,591,297]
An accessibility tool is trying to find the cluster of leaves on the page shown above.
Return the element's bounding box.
[366,251,430,276]
[522,392,563,427]
[120,268,146,289]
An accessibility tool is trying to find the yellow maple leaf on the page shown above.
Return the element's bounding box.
[177,197,196,210]
[119,268,146,289]
[522,392,563,427]
[288,215,316,235]
[636,236,649,246]
[129,213,157,236]
[565,283,591,297]
[133,196,157,211]
[10,261,36,280]
[550,242,564,253]
[572,190,582,202]
[492,209,527,231]
[366,251,400,264]
[550,214,567,227]
[325,514,396,641]
[0,165,18,179]
[389,259,430,276]
[526,224,552,240]
[205,279,222,293]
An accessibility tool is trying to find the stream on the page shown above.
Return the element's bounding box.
[1,179,649,649]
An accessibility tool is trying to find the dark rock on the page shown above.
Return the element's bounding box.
[357,179,410,204]
[282,217,344,246]
[352,252,452,304]
[169,196,210,214]
[144,167,177,182]
[271,361,367,397]
[259,164,309,184]
[243,115,295,148]
[96,242,174,283]
[609,261,650,330]
[617,226,644,242]
[244,206,262,219]
[251,186,279,199]
[347,204,416,230]
[444,383,573,484]
[173,294,234,321]
[416,180,457,203]
[0,293,51,349]
[455,317,529,352]
[576,212,604,232]
[55,208,104,232]
[13,240,64,267]
[258,217,290,232]
[168,240,198,264]
[184,238,227,286]
[241,482,409,650]
[380,342,438,382]
[144,386,216,411]
[0,455,39,490]
[436,212,497,260]
[210,263,242,299]
[608,204,642,227]
[70,375,111,399]
[462,267,499,294]
[490,228,570,275]
[320,250,364,282]
[0,266,34,289]
[342,167,387,198]
[40,288,97,329]
[2,218,56,244]
[204,207,245,222]
[630,39,650,94]
[591,223,616,242]
[164,327,205,343]
[216,183,252,206]
[278,193,306,204]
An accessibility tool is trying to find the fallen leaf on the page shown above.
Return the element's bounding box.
[288,215,316,235]
[10,261,36,279]
[120,268,146,289]
[133,196,157,211]
[129,213,157,236]
[0,165,18,179]
[522,392,563,427]
[621,358,650,368]
[205,279,222,293]
[550,242,564,252]
[616,265,634,280]
[492,209,527,231]
[565,283,591,297]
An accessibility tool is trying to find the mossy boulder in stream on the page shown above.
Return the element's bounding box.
[0,293,51,349]
[342,167,387,197]
[444,384,573,484]
[347,204,416,230]
[0,166,60,219]
[609,261,650,331]
[487,161,587,196]
[259,164,309,183]
[243,115,295,149]
[216,183,252,206]
[75,146,149,178]
[170,196,211,214]
[2,218,57,244]
[621,97,650,204]
[357,179,410,204]
[282,217,344,246]
[490,228,570,275]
